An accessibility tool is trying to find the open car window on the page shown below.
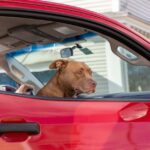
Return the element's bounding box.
[0,16,149,99]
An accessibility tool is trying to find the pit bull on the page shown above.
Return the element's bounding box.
[37,59,96,98]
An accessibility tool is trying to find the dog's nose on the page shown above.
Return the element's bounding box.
[89,79,97,87]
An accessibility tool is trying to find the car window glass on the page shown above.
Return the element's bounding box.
[0,16,149,97]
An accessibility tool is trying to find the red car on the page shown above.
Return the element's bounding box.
[0,0,150,150]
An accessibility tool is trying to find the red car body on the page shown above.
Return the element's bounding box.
[0,0,150,150]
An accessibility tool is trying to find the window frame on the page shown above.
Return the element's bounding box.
[0,7,150,101]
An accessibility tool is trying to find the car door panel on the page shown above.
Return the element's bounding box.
[0,93,150,149]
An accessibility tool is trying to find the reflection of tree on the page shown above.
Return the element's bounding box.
[128,64,150,91]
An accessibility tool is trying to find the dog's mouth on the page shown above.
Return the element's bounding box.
[74,89,83,95]
[74,87,95,95]
[74,80,96,96]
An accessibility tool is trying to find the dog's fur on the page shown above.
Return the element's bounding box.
[37,59,96,98]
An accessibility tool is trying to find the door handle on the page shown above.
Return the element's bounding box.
[0,122,40,135]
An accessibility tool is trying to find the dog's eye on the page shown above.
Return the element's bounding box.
[77,69,83,75]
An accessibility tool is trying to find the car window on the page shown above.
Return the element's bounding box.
[9,32,112,95]
[0,16,149,97]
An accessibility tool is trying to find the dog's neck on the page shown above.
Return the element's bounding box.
[54,73,75,97]
[37,73,75,97]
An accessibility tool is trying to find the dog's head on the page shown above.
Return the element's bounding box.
[50,59,96,95]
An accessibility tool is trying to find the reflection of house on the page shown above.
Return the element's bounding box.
[49,0,150,93]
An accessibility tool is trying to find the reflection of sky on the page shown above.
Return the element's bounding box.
[6,32,97,58]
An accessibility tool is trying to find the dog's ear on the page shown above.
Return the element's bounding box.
[49,59,69,69]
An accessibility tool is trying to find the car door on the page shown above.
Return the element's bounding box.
[0,0,150,150]
[1,93,150,150]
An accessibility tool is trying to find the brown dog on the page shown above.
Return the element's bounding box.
[37,59,96,98]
